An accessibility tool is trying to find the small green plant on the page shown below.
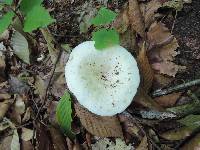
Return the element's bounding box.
[91,7,119,50]
[0,0,55,34]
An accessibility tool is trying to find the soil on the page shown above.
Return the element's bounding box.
[173,0,200,81]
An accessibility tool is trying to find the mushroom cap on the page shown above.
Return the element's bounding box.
[65,41,140,116]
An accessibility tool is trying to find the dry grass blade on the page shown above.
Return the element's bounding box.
[128,0,145,37]
[137,43,154,92]
[74,103,123,138]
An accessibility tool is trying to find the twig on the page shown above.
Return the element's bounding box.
[152,79,200,97]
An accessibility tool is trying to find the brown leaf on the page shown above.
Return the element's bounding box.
[128,0,145,37]
[134,88,163,111]
[120,28,137,53]
[153,74,173,88]
[154,92,181,107]
[147,22,173,48]
[181,132,200,150]
[0,52,6,82]
[152,61,186,77]
[0,93,11,101]
[49,127,68,150]
[0,99,12,119]
[74,103,123,138]
[160,127,193,140]
[0,135,13,150]
[136,136,148,150]
[36,123,54,150]
[34,75,47,102]
[21,141,33,150]
[113,7,129,34]
[147,22,186,76]
[140,0,162,28]
[137,43,154,92]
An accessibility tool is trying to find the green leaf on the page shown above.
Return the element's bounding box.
[23,5,55,32]
[56,92,74,138]
[0,0,13,5]
[91,7,117,26]
[178,115,200,129]
[11,31,30,64]
[92,28,119,50]
[0,12,14,34]
[20,0,42,14]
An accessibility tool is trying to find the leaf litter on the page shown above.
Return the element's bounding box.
[0,0,199,149]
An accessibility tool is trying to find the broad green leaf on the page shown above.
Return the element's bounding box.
[91,7,117,26]
[0,0,13,5]
[178,115,200,129]
[92,29,119,50]
[11,31,30,64]
[23,5,55,32]
[0,12,14,34]
[56,92,74,137]
[20,0,42,14]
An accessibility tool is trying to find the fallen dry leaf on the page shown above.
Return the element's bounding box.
[49,127,68,150]
[36,123,54,150]
[119,111,143,140]
[0,50,6,82]
[91,138,133,150]
[136,136,148,150]
[21,128,33,141]
[120,28,137,53]
[0,135,13,150]
[0,99,12,119]
[154,92,182,107]
[21,141,33,150]
[34,75,47,102]
[147,22,173,48]
[152,61,186,77]
[147,22,186,76]
[137,43,154,92]
[160,127,193,141]
[153,73,173,88]
[113,8,129,34]
[134,88,163,111]
[140,0,162,28]
[128,0,145,37]
[181,132,200,150]
[74,103,123,138]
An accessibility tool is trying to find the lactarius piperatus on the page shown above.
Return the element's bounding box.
[65,41,140,116]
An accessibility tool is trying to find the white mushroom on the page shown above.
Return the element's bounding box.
[65,41,140,116]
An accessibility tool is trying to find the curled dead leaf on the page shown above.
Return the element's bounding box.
[113,7,129,34]
[128,0,145,37]
[136,136,148,150]
[137,43,154,92]
[147,22,186,76]
[49,127,68,150]
[0,99,12,119]
[160,127,193,140]
[134,88,163,111]
[74,103,123,138]
[154,92,181,107]
[140,0,162,29]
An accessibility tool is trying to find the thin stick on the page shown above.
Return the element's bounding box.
[152,79,200,97]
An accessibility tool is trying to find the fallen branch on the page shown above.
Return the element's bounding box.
[152,79,200,97]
